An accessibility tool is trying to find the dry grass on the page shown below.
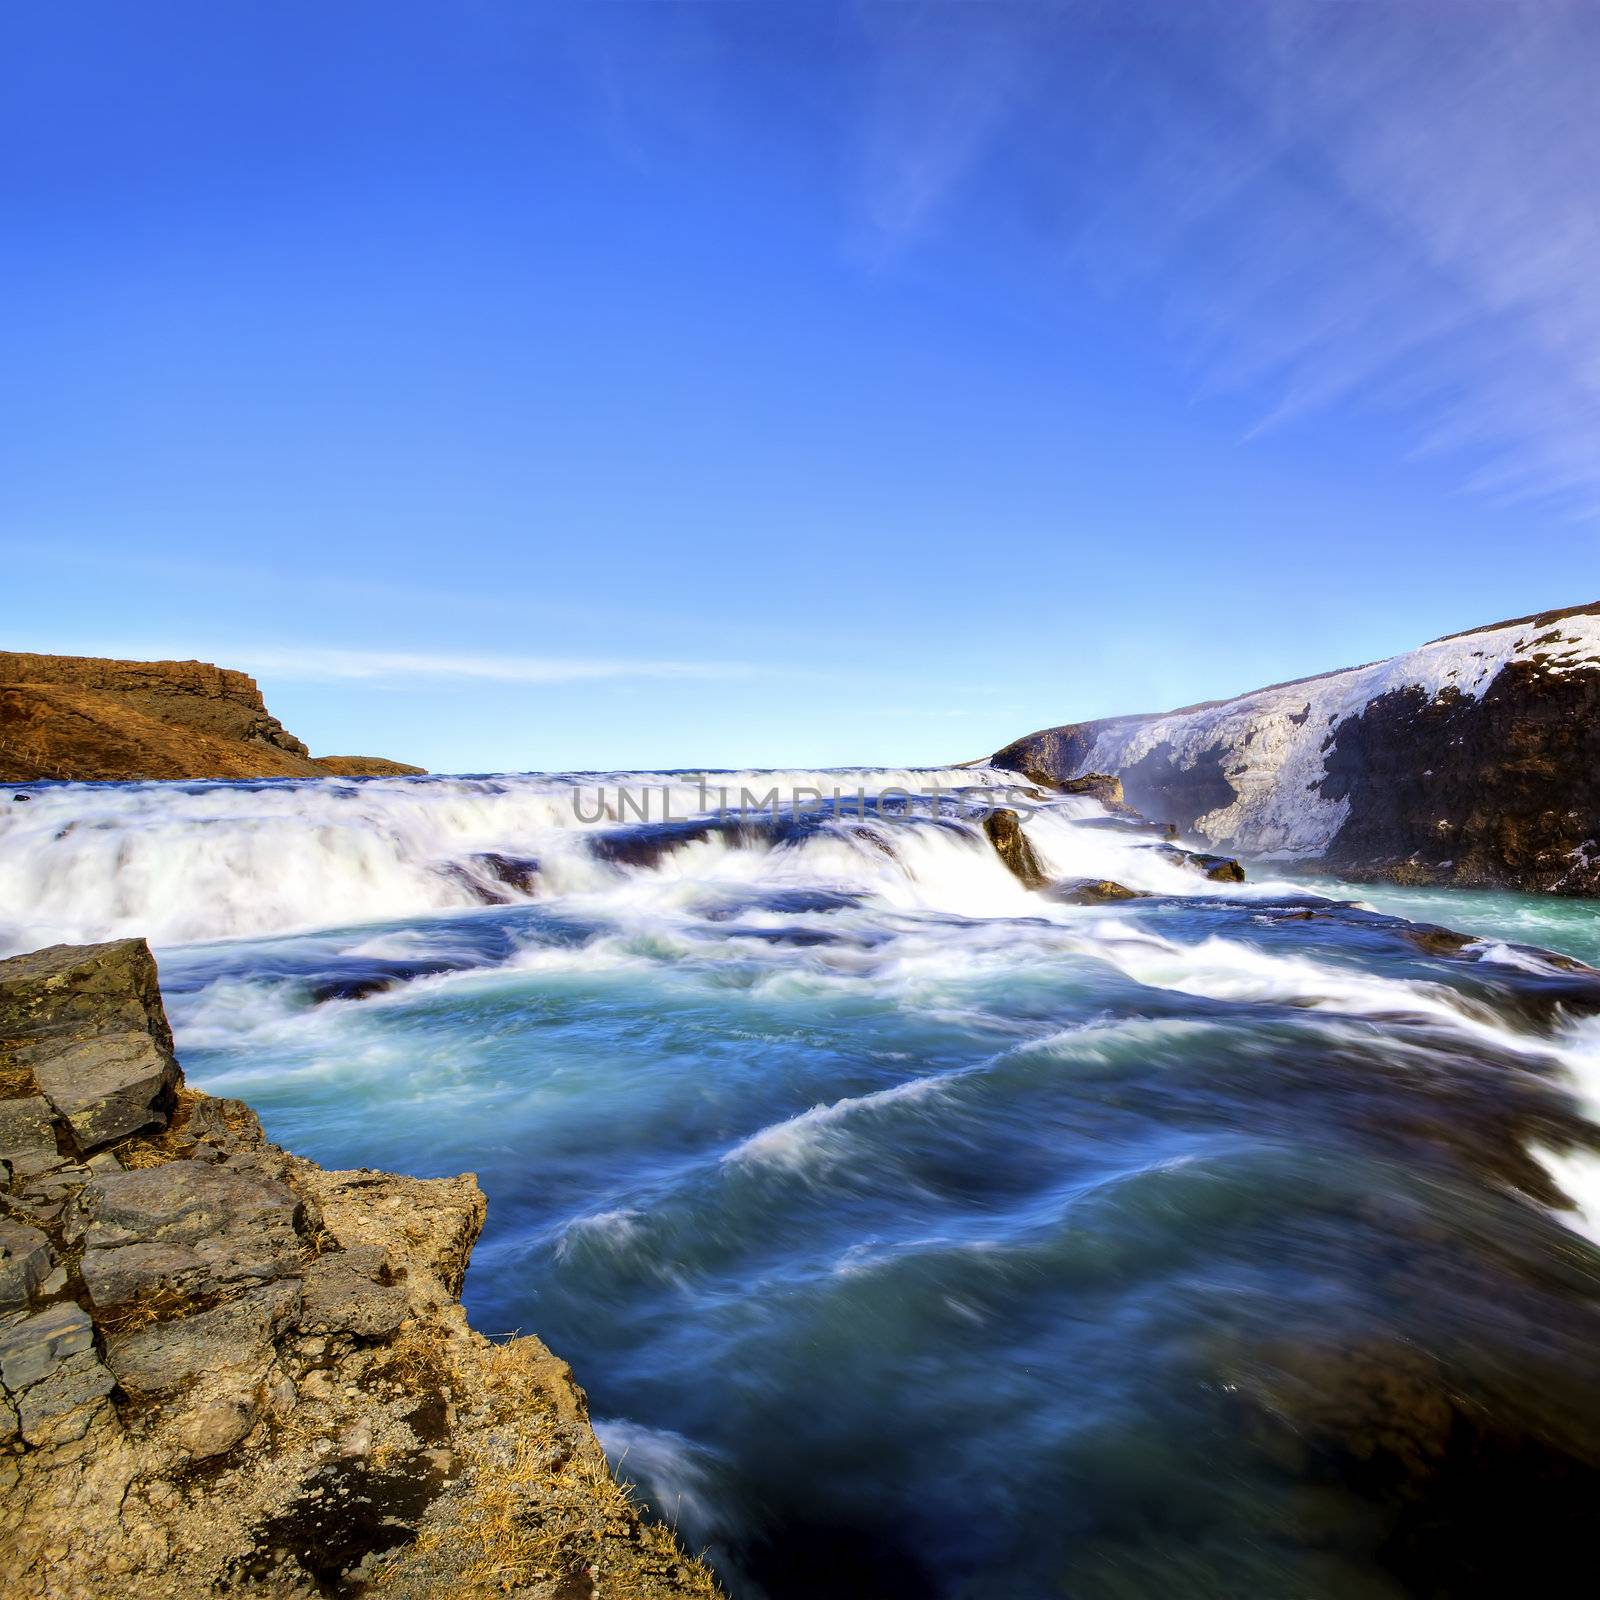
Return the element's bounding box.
[383,1323,459,1394]
[95,1282,211,1336]
[0,1065,36,1098]
[118,1085,205,1168]
[368,1333,726,1599]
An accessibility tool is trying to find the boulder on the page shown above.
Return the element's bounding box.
[1158,843,1246,883]
[1043,878,1150,905]
[72,1162,305,1306]
[31,1030,179,1152]
[0,1094,59,1173]
[0,938,174,1059]
[0,1301,95,1392]
[982,809,1049,890]
[106,1281,301,1401]
[1057,773,1140,813]
[0,1218,55,1312]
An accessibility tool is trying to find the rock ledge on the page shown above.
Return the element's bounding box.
[0,939,719,1599]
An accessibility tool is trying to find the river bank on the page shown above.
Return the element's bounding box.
[0,937,720,1598]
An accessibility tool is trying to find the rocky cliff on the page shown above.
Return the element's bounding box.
[993,602,1600,894]
[0,939,719,1599]
[0,653,424,782]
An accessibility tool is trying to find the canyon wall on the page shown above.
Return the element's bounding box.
[993,603,1600,894]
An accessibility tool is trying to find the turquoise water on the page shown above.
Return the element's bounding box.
[6,772,1599,1596]
[1310,876,1600,967]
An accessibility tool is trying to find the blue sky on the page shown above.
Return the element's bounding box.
[4,1,1596,773]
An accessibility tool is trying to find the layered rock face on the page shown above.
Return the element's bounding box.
[993,603,1600,894]
[0,940,718,1599]
[0,653,424,782]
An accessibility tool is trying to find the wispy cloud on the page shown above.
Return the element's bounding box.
[8,640,761,687]
[228,647,757,685]
[853,0,1600,518]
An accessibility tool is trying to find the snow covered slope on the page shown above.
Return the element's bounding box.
[993,603,1600,893]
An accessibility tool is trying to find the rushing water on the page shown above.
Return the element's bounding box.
[4,770,1599,1598]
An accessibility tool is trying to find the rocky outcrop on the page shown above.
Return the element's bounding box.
[0,653,424,782]
[981,810,1048,890]
[0,940,719,1599]
[993,602,1600,894]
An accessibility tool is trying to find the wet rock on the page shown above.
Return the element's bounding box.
[0,1217,56,1312]
[983,809,1048,890]
[307,960,460,1004]
[587,817,729,869]
[1058,772,1134,810]
[469,851,541,896]
[1075,814,1180,840]
[1157,843,1246,882]
[31,1029,179,1151]
[1400,924,1478,958]
[1042,878,1150,905]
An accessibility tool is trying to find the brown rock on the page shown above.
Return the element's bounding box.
[0,938,719,1600]
[0,651,421,782]
[1042,878,1149,905]
[982,808,1048,890]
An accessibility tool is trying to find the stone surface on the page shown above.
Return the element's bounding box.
[72,1161,304,1306]
[0,938,173,1059]
[106,1282,301,1400]
[1042,878,1150,905]
[0,1098,57,1168]
[15,1350,115,1448]
[31,1030,179,1151]
[982,808,1048,890]
[0,1302,94,1391]
[298,1247,409,1340]
[0,1219,55,1313]
[1156,844,1247,883]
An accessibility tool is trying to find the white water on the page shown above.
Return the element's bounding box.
[8,765,1600,1596]
[0,766,1280,953]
